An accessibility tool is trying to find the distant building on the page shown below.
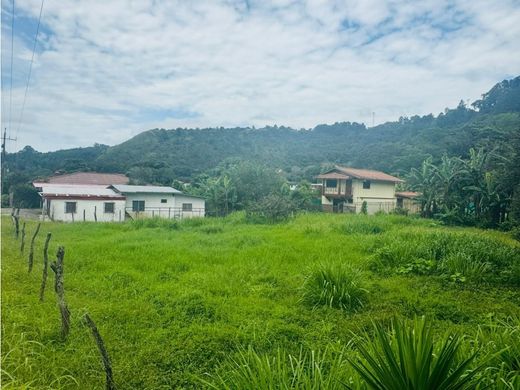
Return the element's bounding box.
[316,166,405,214]
[396,191,421,213]
[45,172,129,185]
[33,172,205,222]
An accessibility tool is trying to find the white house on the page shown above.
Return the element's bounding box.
[109,184,205,219]
[317,166,404,214]
[34,183,127,222]
[33,172,205,222]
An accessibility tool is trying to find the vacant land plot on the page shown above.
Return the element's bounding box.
[2,213,519,389]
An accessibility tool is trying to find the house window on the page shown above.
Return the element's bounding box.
[132,200,145,212]
[325,179,337,188]
[65,202,76,214]
[161,199,167,203]
[182,203,192,211]
[104,202,115,213]
[363,180,371,189]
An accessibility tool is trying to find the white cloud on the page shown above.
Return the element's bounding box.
[1,0,519,151]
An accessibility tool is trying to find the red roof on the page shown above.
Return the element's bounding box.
[318,166,404,183]
[46,172,129,185]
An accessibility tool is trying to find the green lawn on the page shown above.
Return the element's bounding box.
[2,213,519,389]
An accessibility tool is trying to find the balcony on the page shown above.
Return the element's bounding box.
[322,186,352,198]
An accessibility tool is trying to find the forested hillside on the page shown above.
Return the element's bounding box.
[4,76,520,186]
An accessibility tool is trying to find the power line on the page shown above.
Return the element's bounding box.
[15,0,45,140]
[8,0,15,139]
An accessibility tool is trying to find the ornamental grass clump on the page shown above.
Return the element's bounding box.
[349,316,483,390]
[302,264,368,312]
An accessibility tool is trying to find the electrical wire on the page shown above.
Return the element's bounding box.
[15,0,45,140]
[8,0,15,138]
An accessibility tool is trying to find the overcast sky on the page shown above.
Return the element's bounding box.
[1,0,519,152]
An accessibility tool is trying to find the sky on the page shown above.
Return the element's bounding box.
[1,0,519,152]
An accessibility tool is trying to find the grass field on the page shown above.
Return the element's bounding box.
[2,213,519,389]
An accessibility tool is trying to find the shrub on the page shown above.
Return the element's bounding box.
[246,194,296,223]
[302,264,368,312]
[349,316,482,390]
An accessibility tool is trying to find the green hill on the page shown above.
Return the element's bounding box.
[4,76,520,186]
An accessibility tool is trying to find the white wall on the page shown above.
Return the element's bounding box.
[173,194,205,218]
[47,199,126,222]
[123,193,205,219]
[351,179,397,215]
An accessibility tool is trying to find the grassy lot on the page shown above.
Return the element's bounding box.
[2,213,519,389]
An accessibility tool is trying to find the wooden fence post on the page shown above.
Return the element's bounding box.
[94,206,97,222]
[20,222,26,253]
[12,208,20,239]
[28,223,41,273]
[83,313,116,390]
[83,209,86,221]
[50,247,71,338]
[39,232,52,302]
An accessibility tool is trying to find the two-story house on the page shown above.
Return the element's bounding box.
[317,166,404,214]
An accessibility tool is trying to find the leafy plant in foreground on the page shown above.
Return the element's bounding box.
[348,316,482,390]
[302,264,368,312]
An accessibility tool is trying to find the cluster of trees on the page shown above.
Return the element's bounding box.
[407,138,520,228]
[185,160,319,221]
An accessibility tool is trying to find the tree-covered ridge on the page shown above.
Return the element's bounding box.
[4,76,520,187]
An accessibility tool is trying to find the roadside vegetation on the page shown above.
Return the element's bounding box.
[2,212,519,388]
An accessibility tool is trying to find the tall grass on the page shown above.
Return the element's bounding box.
[371,229,520,285]
[301,264,368,312]
[2,213,519,388]
[201,346,355,389]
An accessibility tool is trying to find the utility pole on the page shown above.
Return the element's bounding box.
[1,127,17,203]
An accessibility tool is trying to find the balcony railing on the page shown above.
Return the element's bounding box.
[125,206,205,219]
[322,187,353,197]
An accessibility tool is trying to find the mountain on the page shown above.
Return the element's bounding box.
[4,76,520,188]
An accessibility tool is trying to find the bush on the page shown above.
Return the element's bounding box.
[246,194,296,223]
[301,264,368,312]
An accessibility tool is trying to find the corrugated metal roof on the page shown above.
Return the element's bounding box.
[46,172,129,185]
[110,184,181,194]
[396,191,420,198]
[38,184,122,197]
[333,166,404,183]
[316,172,350,179]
